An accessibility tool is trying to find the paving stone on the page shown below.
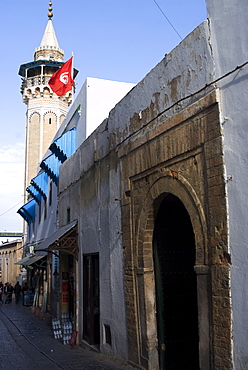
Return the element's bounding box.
[0,302,138,370]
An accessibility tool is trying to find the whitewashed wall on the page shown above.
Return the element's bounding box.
[59,22,215,361]
[206,0,248,367]
[27,78,134,248]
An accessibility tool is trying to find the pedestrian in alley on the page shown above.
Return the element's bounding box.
[22,282,29,306]
[14,281,22,304]
[4,282,13,304]
[0,282,3,303]
[3,283,8,303]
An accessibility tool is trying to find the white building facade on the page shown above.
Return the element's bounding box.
[207,0,248,367]
[57,1,248,368]
[18,0,248,368]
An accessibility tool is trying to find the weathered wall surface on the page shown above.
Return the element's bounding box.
[108,22,215,148]
[117,90,231,369]
[28,77,134,250]
[59,122,129,360]
[59,21,234,369]
[206,0,248,367]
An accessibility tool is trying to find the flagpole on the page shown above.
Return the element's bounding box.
[71,52,74,104]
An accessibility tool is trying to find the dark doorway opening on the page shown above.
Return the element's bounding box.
[153,194,199,369]
[83,253,100,346]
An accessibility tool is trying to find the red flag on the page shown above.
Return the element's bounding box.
[48,57,74,96]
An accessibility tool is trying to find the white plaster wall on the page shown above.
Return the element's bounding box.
[59,123,129,359]
[85,77,135,137]
[206,0,248,367]
[108,22,214,143]
[59,23,216,362]
[50,77,135,151]
[28,77,134,248]
[54,6,248,365]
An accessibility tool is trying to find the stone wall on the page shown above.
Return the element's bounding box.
[58,20,234,370]
[118,90,231,369]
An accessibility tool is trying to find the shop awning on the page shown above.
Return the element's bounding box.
[40,154,61,185]
[31,171,48,199]
[17,199,36,223]
[35,220,78,259]
[15,256,31,265]
[22,254,46,267]
[26,184,42,204]
[49,127,76,162]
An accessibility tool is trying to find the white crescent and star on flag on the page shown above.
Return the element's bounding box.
[60,72,69,85]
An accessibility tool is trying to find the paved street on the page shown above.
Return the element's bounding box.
[0,301,138,370]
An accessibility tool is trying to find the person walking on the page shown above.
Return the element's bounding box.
[22,282,29,306]
[8,283,14,303]
[4,282,13,304]
[4,283,9,303]
[0,282,3,303]
[14,281,22,304]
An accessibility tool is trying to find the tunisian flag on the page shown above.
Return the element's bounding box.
[48,57,74,96]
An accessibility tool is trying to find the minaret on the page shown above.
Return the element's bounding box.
[19,2,75,199]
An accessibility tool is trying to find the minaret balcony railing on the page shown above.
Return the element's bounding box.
[21,76,53,93]
[24,75,51,88]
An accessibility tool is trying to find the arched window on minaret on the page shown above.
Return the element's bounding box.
[28,113,41,183]
[35,87,41,97]
[43,87,50,96]
[43,112,57,154]
[60,114,66,125]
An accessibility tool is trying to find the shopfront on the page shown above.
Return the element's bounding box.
[35,221,78,328]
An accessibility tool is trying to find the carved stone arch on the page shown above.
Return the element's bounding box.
[43,86,50,96]
[136,173,208,269]
[29,111,41,124]
[60,114,66,125]
[35,87,41,97]
[25,89,32,99]
[42,111,58,154]
[43,110,57,123]
[133,172,210,369]
[68,93,73,105]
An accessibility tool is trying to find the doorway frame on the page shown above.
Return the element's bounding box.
[134,172,211,369]
[83,253,100,346]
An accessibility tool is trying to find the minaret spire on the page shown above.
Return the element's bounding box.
[48,1,53,19]
[34,1,64,62]
[18,0,76,207]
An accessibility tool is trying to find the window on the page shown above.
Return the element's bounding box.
[39,202,41,223]
[66,207,71,223]
[104,325,112,345]
[83,254,100,345]
[49,181,52,206]
[44,199,47,220]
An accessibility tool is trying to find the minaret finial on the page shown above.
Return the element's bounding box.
[48,1,53,19]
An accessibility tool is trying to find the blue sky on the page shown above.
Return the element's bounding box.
[0,0,207,232]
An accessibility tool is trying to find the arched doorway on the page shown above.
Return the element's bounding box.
[153,193,199,369]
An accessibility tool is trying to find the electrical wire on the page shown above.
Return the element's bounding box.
[0,199,24,218]
[152,0,183,40]
[114,60,248,150]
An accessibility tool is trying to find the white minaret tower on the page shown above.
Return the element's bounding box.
[19,2,76,199]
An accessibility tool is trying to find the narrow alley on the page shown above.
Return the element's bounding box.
[0,301,137,370]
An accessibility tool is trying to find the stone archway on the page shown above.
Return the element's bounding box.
[133,172,211,369]
[153,193,199,369]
